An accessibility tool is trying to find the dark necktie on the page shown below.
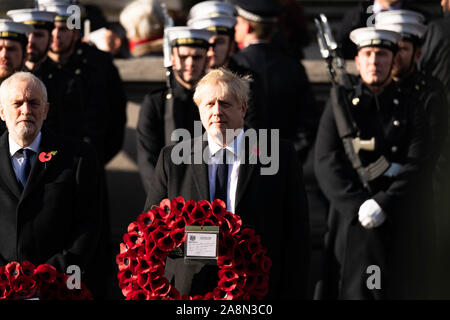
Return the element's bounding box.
[214,149,228,203]
[18,149,33,190]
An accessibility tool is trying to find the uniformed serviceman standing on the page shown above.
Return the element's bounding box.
[136,27,214,192]
[230,0,318,165]
[7,8,86,146]
[0,19,33,135]
[375,10,448,166]
[41,0,127,165]
[187,0,264,130]
[315,27,433,299]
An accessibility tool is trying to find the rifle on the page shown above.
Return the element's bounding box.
[315,14,389,192]
[161,3,176,145]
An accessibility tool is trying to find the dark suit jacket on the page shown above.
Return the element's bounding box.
[144,134,311,299]
[0,129,102,276]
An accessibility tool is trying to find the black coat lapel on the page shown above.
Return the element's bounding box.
[190,137,210,200]
[0,133,21,198]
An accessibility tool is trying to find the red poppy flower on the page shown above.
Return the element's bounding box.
[148,265,165,280]
[198,200,212,216]
[159,198,172,215]
[166,285,181,300]
[212,287,233,300]
[20,261,36,278]
[148,246,167,262]
[182,200,197,222]
[126,289,150,300]
[211,199,226,218]
[123,231,144,250]
[127,221,142,235]
[33,264,57,284]
[218,269,239,282]
[189,205,209,223]
[118,269,138,296]
[38,152,52,163]
[170,228,186,246]
[168,216,187,230]
[5,262,21,281]
[150,277,171,296]
[170,197,185,217]
[137,210,156,234]
[218,277,237,292]
[157,233,175,252]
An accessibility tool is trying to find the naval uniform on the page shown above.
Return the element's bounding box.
[314,78,433,299]
[137,77,201,193]
[232,42,319,164]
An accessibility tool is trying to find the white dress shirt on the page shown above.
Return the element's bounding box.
[9,132,42,183]
[207,129,244,213]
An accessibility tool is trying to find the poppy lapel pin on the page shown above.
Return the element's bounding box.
[38,151,58,168]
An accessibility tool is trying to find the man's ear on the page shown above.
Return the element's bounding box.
[0,106,5,122]
[242,101,247,118]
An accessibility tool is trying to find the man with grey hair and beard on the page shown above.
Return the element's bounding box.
[0,71,102,297]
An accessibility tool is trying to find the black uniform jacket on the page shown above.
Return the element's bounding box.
[314,78,431,299]
[232,42,319,163]
[137,79,200,193]
[144,134,311,299]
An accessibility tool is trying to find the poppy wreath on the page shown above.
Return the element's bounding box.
[0,261,93,300]
[116,197,272,300]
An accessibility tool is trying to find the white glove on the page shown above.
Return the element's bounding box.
[358,199,386,229]
[383,162,403,177]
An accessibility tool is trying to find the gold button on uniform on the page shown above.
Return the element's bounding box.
[393,120,400,127]
[352,97,360,106]
[391,146,398,153]
[166,93,172,100]
[393,99,399,105]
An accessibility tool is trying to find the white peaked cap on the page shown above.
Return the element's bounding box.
[350,27,401,51]
[7,8,56,24]
[187,15,236,31]
[166,26,215,47]
[375,10,427,39]
[0,19,34,38]
[188,1,236,20]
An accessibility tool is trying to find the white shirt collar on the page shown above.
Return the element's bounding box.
[207,128,244,159]
[9,132,42,157]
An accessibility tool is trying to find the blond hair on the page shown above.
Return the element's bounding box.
[193,68,251,107]
[120,0,164,41]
